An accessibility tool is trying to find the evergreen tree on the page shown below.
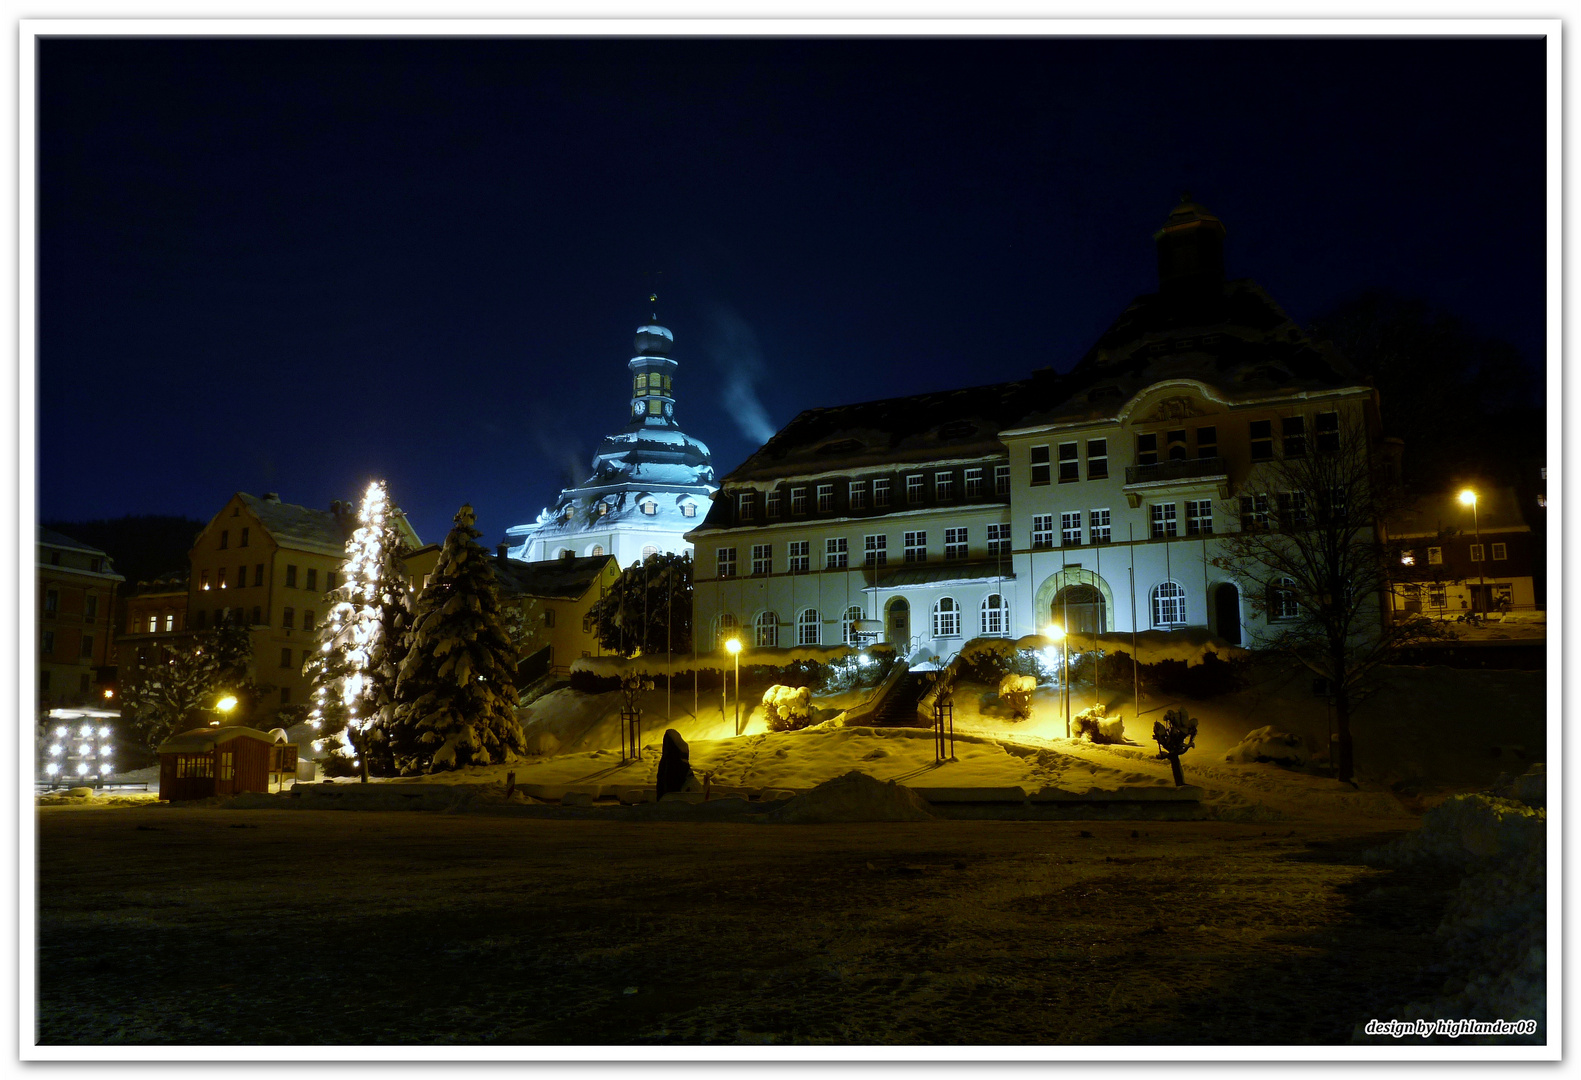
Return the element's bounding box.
[121,619,259,750]
[585,552,693,657]
[389,504,526,773]
[302,481,414,781]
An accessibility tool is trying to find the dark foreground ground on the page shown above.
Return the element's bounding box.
[35,807,1461,1046]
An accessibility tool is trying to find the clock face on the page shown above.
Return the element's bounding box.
[663,403,673,417]
[632,401,644,417]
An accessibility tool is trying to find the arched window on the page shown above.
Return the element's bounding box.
[1269,577,1300,621]
[842,606,864,645]
[715,613,739,650]
[755,611,779,648]
[590,544,604,557]
[1152,582,1186,627]
[642,545,658,559]
[981,593,1008,636]
[797,609,821,646]
[932,596,961,638]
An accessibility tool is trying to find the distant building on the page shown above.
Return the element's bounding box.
[505,315,716,567]
[36,527,124,708]
[689,198,1380,659]
[405,544,621,683]
[1386,487,1537,616]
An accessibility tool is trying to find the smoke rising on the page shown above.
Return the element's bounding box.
[702,306,778,446]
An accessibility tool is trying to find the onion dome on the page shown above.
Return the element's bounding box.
[634,324,673,357]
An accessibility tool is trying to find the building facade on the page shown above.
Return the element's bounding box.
[690,199,1380,660]
[36,527,124,707]
[505,315,717,567]
[1386,487,1537,616]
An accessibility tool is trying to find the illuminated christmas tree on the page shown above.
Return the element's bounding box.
[303,480,414,781]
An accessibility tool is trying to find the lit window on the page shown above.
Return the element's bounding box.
[797,609,821,646]
[825,537,848,569]
[944,527,967,560]
[218,568,228,590]
[717,548,737,578]
[1151,582,1186,627]
[1492,542,1508,561]
[1061,512,1082,546]
[1151,503,1178,539]
[755,611,779,648]
[981,594,1008,636]
[752,544,772,576]
[864,534,887,567]
[1469,544,1485,562]
[932,597,961,638]
[200,571,210,592]
[1030,446,1051,485]
[903,531,927,563]
[1032,514,1053,549]
[788,541,810,574]
[1186,499,1213,536]
[681,501,697,518]
[1058,443,1079,483]
[1090,509,1111,544]
[147,615,158,633]
[986,523,1011,557]
[641,500,657,516]
[935,472,954,500]
[1400,553,1416,566]
[964,468,983,497]
[1087,440,1108,480]
[817,484,834,513]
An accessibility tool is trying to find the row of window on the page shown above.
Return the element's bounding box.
[199,565,338,592]
[38,671,95,696]
[217,527,250,549]
[140,613,179,633]
[39,630,94,658]
[41,590,99,619]
[1030,440,1108,485]
[1405,542,1509,566]
[717,525,1014,577]
[1032,509,1116,547]
[714,595,1014,648]
[736,466,1013,523]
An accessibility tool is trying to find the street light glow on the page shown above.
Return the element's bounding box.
[216,695,238,713]
[1045,625,1065,643]
[724,638,741,655]
[1459,489,1478,506]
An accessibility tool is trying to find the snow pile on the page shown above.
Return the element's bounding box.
[1223,726,1307,767]
[1070,704,1129,745]
[761,685,813,732]
[763,770,937,824]
[1359,780,1547,1044]
[997,674,1036,718]
[961,628,1248,665]
[572,643,862,679]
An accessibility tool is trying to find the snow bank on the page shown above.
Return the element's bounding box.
[959,628,1247,666]
[572,643,870,678]
[1070,704,1129,745]
[762,770,936,824]
[1223,726,1307,767]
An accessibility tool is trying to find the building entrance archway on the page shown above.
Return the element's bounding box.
[1214,582,1242,645]
[1052,584,1106,636]
[1033,568,1116,634]
[885,596,911,649]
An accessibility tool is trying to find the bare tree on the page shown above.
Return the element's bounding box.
[1211,415,1447,783]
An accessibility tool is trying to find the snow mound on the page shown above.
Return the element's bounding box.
[1369,792,1544,866]
[960,628,1247,666]
[763,770,937,824]
[1223,726,1307,767]
[1071,704,1130,745]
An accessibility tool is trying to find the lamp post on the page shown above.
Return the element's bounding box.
[725,637,742,735]
[1459,489,1484,617]
[1046,624,1069,738]
[213,693,238,727]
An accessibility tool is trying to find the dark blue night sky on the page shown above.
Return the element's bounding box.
[38,35,1547,547]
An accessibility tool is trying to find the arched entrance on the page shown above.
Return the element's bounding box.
[1214,583,1242,645]
[1034,568,1116,634]
[1051,584,1106,636]
[885,596,911,649]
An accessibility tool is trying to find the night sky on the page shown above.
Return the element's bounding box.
[37,35,1547,549]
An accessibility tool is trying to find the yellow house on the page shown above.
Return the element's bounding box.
[404,544,620,684]
[187,492,421,723]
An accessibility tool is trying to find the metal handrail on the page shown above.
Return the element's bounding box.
[1124,456,1227,485]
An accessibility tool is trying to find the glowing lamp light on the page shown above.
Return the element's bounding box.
[1045,625,1066,643]
[45,764,59,776]
[78,743,91,756]
[98,726,110,739]
[725,638,742,655]
[1458,489,1478,506]
[75,763,89,776]
[1401,554,1415,566]
[216,695,238,714]
[79,725,91,738]
[49,744,61,757]
[102,689,114,700]
[54,726,66,737]
[102,765,113,775]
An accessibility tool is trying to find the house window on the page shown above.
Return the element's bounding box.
[717,548,737,578]
[791,488,807,515]
[935,472,954,500]
[716,613,739,650]
[906,475,925,503]
[1469,544,1485,562]
[1152,582,1186,627]
[252,606,261,625]
[240,527,250,547]
[981,594,1008,636]
[237,566,248,589]
[40,671,50,693]
[1186,499,1213,536]
[1492,542,1508,561]
[41,630,54,655]
[286,565,298,588]
[1150,503,1178,539]
[1087,439,1108,480]
[280,647,293,668]
[305,568,317,591]
[797,609,821,646]
[842,606,864,646]
[303,610,315,631]
[1057,443,1079,482]
[1282,416,1307,458]
[738,492,755,520]
[146,615,158,633]
[544,609,556,628]
[825,537,848,569]
[817,484,834,513]
[218,568,228,589]
[641,500,657,516]
[219,752,235,782]
[85,595,98,620]
[1315,411,1340,454]
[682,501,698,518]
[280,688,291,706]
[1429,583,1447,608]
[964,468,983,497]
[1136,433,1158,466]
[193,611,206,629]
[44,589,58,614]
[255,563,264,584]
[1239,495,1270,531]
[200,571,210,592]
[80,634,95,659]
[848,481,867,509]
[944,527,968,560]
[903,531,927,563]
[994,465,1011,496]
[788,541,810,574]
[1058,511,1080,546]
[751,544,772,576]
[1269,578,1300,621]
[1196,426,1218,459]
[1032,514,1053,549]
[1030,446,1051,485]
[864,534,888,567]
[1089,509,1112,544]
[1249,420,1274,461]
[283,607,295,629]
[987,523,1011,557]
[1278,491,1309,529]
[220,530,229,550]
[874,478,891,507]
[642,545,658,559]
[755,611,779,648]
[766,492,781,518]
[932,597,961,637]
[1427,546,1443,565]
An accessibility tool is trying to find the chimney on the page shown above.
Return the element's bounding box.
[496,542,509,565]
[263,492,280,502]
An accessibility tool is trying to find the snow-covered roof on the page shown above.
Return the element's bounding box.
[228,492,422,558]
[1388,487,1531,537]
[157,725,284,754]
[37,526,111,555]
[491,554,616,600]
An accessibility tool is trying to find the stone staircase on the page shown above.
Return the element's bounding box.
[867,671,930,727]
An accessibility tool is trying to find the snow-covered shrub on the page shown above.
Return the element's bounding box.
[998,674,1037,719]
[1071,703,1128,744]
[1152,708,1198,786]
[1224,725,1307,767]
[820,648,897,693]
[762,685,814,732]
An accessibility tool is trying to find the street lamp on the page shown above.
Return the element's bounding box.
[213,694,238,727]
[1459,488,1484,617]
[1046,625,1070,738]
[724,638,742,735]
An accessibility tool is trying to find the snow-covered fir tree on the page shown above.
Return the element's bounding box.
[302,480,414,781]
[389,504,526,773]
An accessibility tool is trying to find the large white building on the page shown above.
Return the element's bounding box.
[506,314,717,567]
[688,198,1380,659]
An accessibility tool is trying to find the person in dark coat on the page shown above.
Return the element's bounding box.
[655,728,696,799]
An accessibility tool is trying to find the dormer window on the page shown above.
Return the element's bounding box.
[680,502,697,519]
[640,500,657,516]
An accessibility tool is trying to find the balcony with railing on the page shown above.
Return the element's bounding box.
[1124,455,1229,487]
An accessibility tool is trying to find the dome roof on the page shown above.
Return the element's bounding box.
[634,323,674,357]
[1154,193,1226,240]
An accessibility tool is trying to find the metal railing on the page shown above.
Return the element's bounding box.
[1124,456,1227,486]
